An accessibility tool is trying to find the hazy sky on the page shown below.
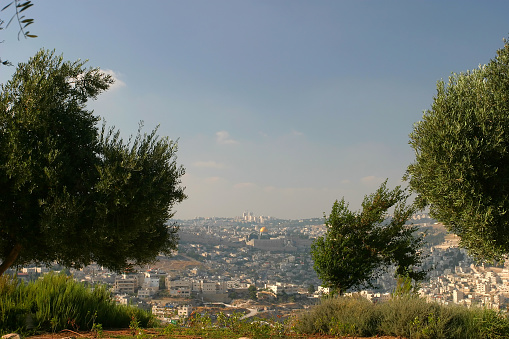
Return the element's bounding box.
[1,1,508,219]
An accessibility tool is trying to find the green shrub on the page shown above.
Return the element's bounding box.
[379,296,460,338]
[473,308,509,339]
[294,295,379,336]
[295,294,509,339]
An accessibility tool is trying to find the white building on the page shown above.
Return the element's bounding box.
[152,304,193,322]
[265,282,299,295]
[452,289,464,303]
[476,282,491,295]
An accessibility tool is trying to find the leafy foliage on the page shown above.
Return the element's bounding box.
[0,49,186,275]
[1,0,36,66]
[406,38,509,262]
[311,181,425,295]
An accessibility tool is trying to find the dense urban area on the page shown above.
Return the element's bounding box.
[10,211,509,322]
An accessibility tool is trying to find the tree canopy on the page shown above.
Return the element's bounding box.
[406,38,509,262]
[311,181,425,295]
[0,49,186,275]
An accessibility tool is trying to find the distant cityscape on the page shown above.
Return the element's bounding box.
[11,210,509,322]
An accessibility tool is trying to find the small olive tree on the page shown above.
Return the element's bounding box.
[311,181,425,295]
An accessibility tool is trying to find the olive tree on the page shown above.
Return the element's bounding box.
[0,49,186,275]
[406,38,509,262]
[311,181,425,295]
[1,0,36,66]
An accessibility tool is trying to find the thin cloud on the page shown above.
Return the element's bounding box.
[204,176,222,184]
[216,131,238,145]
[234,182,256,189]
[100,69,126,90]
[193,161,226,169]
[360,176,384,185]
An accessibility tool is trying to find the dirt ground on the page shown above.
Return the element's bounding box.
[24,329,403,339]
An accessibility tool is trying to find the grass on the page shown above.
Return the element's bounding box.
[0,273,153,336]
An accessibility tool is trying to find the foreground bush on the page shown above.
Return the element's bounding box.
[0,273,153,335]
[294,294,509,339]
[293,295,378,336]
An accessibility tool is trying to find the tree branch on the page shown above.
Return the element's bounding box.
[0,243,22,276]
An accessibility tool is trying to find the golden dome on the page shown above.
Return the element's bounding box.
[259,227,267,233]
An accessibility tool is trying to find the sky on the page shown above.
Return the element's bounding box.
[1,1,509,220]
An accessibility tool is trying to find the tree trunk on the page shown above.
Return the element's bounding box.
[0,243,22,276]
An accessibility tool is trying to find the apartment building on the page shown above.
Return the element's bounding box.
[113,276,138,294]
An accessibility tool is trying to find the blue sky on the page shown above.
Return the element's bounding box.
[1,1,508,219]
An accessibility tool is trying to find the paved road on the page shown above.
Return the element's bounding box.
[204,302,258,319]
[240,307,258,319]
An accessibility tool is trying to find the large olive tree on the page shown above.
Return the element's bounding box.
[0,49,186,275]
[406,38,509,262]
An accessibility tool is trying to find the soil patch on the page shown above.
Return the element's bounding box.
[25,329,402,339]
